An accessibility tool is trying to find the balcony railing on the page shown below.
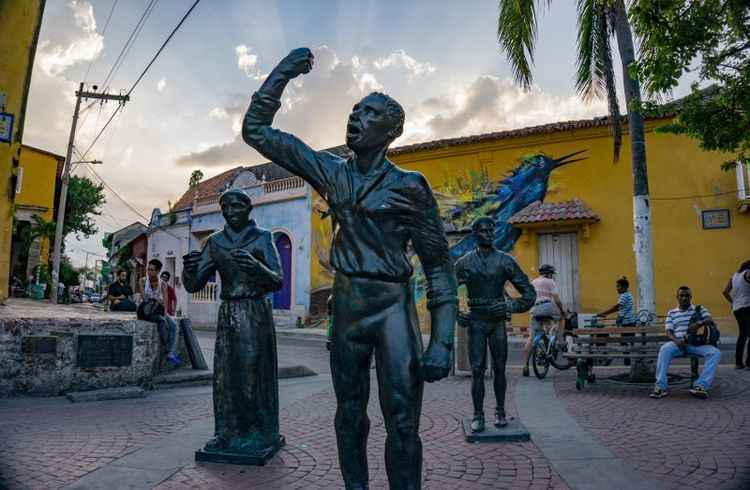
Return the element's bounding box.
[263,176,305,193]
[192,282,218,303]
[194,176,306,208]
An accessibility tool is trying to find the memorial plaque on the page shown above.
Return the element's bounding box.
[21,336,58,355]
[77,335,133,368]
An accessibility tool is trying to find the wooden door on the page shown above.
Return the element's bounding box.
[538,232,580,311]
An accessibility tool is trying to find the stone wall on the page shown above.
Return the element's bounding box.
[0,315,188,397]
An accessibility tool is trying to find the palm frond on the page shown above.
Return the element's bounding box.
[576,0,622,162]
[497,0,552,89]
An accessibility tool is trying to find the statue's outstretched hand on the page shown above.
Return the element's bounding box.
[420,343,451,382]
[278,48,314,78]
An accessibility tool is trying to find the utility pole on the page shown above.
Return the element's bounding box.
[50,83,129,303]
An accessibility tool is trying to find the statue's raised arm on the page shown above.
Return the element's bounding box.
[242,48,338,197]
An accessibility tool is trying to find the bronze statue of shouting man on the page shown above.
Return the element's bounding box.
[455,217,535,432]
[242,48,457,489]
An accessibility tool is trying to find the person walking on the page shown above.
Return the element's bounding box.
[723,260,750,369]
[523,264,565,376]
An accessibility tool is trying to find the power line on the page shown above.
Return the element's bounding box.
[101,0,159,91]
[83,0,119,84]
[78,102,124,161]
[78,0,201,160]
[127,0,201,96]
[82,161,150,222]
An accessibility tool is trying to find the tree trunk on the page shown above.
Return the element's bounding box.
[612,1,655,316]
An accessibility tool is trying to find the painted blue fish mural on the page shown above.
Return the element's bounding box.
[449,150,587,259]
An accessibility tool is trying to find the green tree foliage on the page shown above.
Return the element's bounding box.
[23,177,106,273]
[631,0,750,168]
[65,175,106,239]
[497,0,635,163]
[189,169,204,189]
[59,256,80,287]
[102,233,113,253]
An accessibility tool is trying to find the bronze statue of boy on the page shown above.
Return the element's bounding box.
[183,189,285,463]
[242,48,457,489]
[455,217,535,432]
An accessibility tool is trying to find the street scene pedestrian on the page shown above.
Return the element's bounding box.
[724,260,750,369]
[108,268,137,312]
[139,259,180,366]
[523,264,565,377]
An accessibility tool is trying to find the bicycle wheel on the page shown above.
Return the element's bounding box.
[532,336,550,379]
[549,338,572,371]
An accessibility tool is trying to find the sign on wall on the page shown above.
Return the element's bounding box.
[0,112,14,143]
[701,209,731,229]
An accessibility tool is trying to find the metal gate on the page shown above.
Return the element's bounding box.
[538,232,580,311]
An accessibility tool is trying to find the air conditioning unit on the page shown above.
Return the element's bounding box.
[737,161,750,213]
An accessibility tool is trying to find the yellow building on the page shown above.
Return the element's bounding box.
[0,0,47,301]
[311,115,750,334]
[9,145,63,289]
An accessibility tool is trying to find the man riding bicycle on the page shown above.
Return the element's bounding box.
[523,264,566,377]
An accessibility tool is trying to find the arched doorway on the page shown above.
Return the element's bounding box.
[273,232,292,310]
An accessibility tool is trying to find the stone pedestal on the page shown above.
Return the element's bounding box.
[462,417,530,443]
[195,436,285,466]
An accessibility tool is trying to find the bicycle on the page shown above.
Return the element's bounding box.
[530,315,572,379]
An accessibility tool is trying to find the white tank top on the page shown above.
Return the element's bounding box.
[731,271,750,311]
[144,277,163,303]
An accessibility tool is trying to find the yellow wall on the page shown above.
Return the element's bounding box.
[0,0,46,300]
[16,145,62,263]
[311,120,748,333]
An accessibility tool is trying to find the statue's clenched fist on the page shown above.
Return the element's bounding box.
[182,251,201,273]
[278,47,314,78]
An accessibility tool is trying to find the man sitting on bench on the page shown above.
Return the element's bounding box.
[108,268,137,312]
[650,286,721,400]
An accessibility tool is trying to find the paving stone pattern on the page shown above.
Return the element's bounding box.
[0,395,212,489]
[157,375,568,489]
[554,367,750,489]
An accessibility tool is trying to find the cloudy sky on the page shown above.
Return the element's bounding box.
[24,0,690,267]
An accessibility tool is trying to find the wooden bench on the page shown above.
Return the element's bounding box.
[563,319,701,390]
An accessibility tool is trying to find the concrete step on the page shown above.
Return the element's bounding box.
[153,369,212,389]
[66,386,147,403]
[153,365,317,390]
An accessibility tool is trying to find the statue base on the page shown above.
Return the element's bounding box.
[462,417,530,443]
[195,435,285,466]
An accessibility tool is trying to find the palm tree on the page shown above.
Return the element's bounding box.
[497,0,655,315]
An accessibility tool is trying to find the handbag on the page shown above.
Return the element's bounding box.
[137,298,165,322]
[687,305,720,346]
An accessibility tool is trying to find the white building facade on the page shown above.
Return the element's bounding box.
[148,164,313,328]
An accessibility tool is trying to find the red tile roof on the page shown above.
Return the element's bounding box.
[172,146,353,212]
[172,166,247,211]
[389,117,626,156]
[508,199,600,225]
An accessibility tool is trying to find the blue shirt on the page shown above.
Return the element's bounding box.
[617,291,636,325]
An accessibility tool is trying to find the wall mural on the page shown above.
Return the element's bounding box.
[312,151,586,326]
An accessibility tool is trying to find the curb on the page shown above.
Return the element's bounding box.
[152,365,317,390]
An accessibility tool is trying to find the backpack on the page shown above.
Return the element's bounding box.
[686,305,720,346]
